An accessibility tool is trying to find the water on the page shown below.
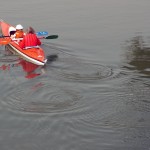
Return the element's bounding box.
[0,0,150,149]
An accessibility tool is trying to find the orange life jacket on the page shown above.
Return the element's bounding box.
[15,30,24,38]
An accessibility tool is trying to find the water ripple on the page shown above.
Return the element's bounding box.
[46,58,113,83]
[1,82,83,114]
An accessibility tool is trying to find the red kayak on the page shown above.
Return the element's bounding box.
[0,20,47,66]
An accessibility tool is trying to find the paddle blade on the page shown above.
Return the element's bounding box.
[45,35,58,39]
[36,31,48,36]
[0,38,11,45]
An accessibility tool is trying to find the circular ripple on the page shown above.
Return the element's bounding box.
[2,83,82,113]
[49,58,113,82]
[44,43,113,82]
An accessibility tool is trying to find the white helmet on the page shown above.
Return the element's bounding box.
[16,24,23,30]
[9,26,16,36]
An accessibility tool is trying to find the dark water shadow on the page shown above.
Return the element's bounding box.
[123,35,150,77]
[120,35,150,115]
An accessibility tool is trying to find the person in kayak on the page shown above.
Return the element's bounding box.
[8,26,16,40]
[19,26,41,49]
[15,24,24,39]
[8,25,24,43]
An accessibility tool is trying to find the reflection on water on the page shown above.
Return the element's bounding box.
[0,58,42,79]
[18,59,41,79]
[122,35,150,114]
[124,36,150,76]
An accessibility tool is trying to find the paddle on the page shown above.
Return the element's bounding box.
[0,35,58,45]
[39,35,58,39]
[0,31,48,38]
[0,29,58,45]
[0,34,58,39]
[0,38,11,45]
[36,31,48,36]
[36,31,59,39]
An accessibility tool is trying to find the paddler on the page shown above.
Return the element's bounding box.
[15,24,24,39]
[8,26,16,40]
[19,26,41,49]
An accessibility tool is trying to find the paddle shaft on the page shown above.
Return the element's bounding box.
[39,35,58,39]
[0,35,58,45]
[0,31,48,38]
[0,35,58,39]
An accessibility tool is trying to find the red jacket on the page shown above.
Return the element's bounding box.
[19,33,41,49]
[19,60,40,79]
